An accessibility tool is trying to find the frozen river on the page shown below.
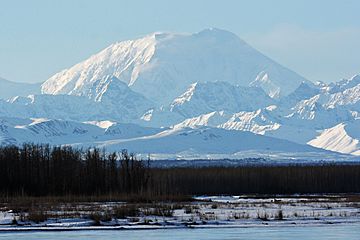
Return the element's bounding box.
[0,224,359,240]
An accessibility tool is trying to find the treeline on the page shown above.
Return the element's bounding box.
[0,144,150,196]
[154,166,360,195]
[0,144,360,197]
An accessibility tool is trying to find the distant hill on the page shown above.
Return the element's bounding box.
[0,77,41,99]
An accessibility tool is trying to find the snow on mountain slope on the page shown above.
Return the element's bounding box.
[41,35,156,96]
[81,126,326,156]
[169,107,316,145]
[139,81,275,127]
[308,121,360,155]
[184,109,322,146]
[169,108,281,135]
[1,116,332,160]
[86,75,155,118]
[0,118,34,145]
[172,111,229,129]
[169,81,274,118]
[280,82,320,108]
[0,85,153,123]
[325,83,360,109]
[219,108,281,135]
[0,118,108,145]
[327,75,360,94]
[86,75,146,102]
[249,72,281,98]
[264,124,318,145]
[2,94,98,120]
[2,28,360,158]
[279,75,360,132]
[0,117,163,146]
[103,123,162,139]
[149,104,281,134]
[4,72,360,157]
[166,86,360,150]
[138,108,185,128]
[22,118,104,144]
[286,94,324,120]
[0,77,41,99]
[42,28,310,104]
[84,120,115,129]
[284,94,354,129]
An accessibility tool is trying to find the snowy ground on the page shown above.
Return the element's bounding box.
[0,195,359,231]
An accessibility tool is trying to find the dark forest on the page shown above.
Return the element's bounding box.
[0,144,359,198]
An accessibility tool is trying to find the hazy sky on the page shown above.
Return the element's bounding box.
[0,0,359,83]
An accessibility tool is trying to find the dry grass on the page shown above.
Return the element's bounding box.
[2,194,360,225]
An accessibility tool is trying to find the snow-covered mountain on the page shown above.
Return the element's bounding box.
[83,126,328,156]
[280,82,320,107]
[1,29,360,159]
[169,81,274,118]
[41,28,309,104]
[308,121,360,155]
[0,78,154,123]
[327,75,360,94]
[0,117,162,146]
[1,116,346,161]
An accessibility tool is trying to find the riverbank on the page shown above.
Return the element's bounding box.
[0,195,359,231]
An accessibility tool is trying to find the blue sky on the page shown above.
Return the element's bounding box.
[0,0,359,83]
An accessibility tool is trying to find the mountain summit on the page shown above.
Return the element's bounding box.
[3,29,359,158]
[41,28,310,104]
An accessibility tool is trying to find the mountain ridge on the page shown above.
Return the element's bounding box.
[0,29,359,158]
[0,77,42,100]
[41,28,310,104]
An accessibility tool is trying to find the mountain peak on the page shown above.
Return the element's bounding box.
[350,74,360,82]
[151,32,179,41]
[195,28,239,40]
[329,74,360,93]
[42,29,309,105]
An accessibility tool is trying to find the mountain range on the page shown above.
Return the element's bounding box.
[1,28,359,160]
